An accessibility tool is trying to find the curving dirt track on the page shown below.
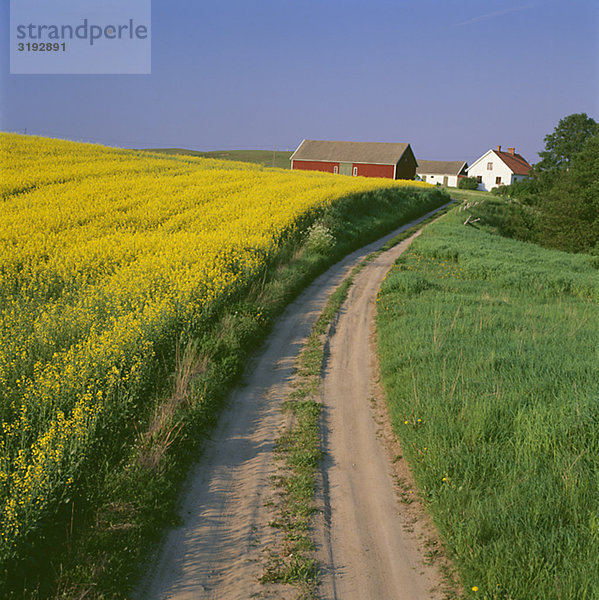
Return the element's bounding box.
[314,231,446,599]
[137,206,451,600]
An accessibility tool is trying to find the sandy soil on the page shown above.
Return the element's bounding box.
[137,206,451,600]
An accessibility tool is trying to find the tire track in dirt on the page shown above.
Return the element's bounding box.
[137,205,451,600]
[314,231,446,599]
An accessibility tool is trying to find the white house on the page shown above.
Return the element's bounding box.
[467,146,531,191]
[416,160,468,187]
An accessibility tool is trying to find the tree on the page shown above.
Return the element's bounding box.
[537,133,599,253]
[535,113,598,181]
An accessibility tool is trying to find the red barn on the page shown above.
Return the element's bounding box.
[290,139,418,179]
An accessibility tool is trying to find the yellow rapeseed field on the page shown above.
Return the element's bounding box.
[0,133,432,557]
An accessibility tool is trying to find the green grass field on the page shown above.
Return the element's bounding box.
[446,188,492,203]
[143,148,294,169]
[376,208,599,599]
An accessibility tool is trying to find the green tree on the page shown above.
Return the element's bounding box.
[537,133,599,253]
[535,113,598,181]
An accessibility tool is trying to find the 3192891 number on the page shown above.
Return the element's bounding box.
[17,42,66,52]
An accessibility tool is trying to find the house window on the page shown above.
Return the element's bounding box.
[353,166,358,176]
[495,176,502,184]
[477,176,482,183]
[421,175,426,182]
[333,165,338,174]
[487,162,493,170]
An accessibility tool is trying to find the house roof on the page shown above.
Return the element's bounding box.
[290,139,413,165]
[416,160,467,176]
[495,150,531,175]
[468,148,532,176]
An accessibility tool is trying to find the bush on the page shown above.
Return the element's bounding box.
[306,222,335,255]
[470,197,539,244]
[458,176,479,190]
[491,178,541,205]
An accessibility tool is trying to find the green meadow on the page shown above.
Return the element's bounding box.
[143,148,294,169]
[376,208,599,599]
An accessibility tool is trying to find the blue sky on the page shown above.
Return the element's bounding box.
[1,0,598,164]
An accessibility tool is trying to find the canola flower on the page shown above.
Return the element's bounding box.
[1,396,101,545]
[0,133,433,558]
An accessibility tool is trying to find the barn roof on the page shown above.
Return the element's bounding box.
[416,160,467,176]
[290,139,413,165]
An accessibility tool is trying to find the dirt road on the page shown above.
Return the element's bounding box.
[314,231,444,599]
[137,207,450,600]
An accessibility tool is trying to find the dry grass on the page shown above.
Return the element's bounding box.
[137,341,207,471]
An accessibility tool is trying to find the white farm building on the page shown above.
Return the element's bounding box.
[416,160,468,187]
[467,146,531,191]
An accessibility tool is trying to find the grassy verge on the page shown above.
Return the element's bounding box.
[9,187,448,599]
[261,267,357,599]
[261,201,454,598]
[376,207,599,599]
